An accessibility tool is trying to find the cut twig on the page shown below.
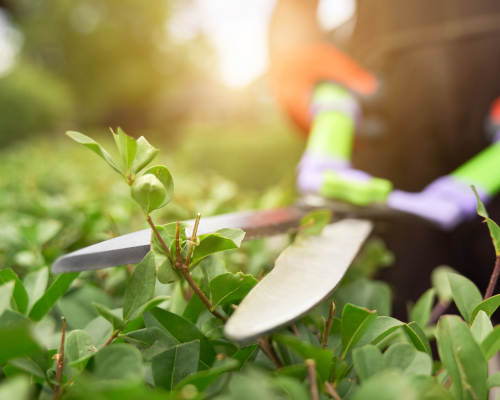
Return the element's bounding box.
[322,302,335,348]
[485,255,500,299]
[185,213,201,265]
[324,381,342,400]
[257,337,282,368]
[306,359,319,400]
[54,317,66,400]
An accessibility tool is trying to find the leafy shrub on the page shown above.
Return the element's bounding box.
[0,130,498,400]
[0,62,74,145]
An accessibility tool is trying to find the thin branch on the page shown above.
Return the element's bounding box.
[257,337,282,368]
[185,213,201,265]
[324,381,342,400]
[322,302,335,348]
[103,329,121,347]
[429,300,450,324]
[306,359,319,400]
[485,255,500,299]
[54,317,66,400]
[146,214,173,261]
[177,264,227,321]
[291,324,300,337]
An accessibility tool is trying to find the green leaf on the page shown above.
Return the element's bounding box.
[93,343,144,382]
[23,267,48,313]
[448,272,482,323]
[333,278,392,317]
[232,345,257,369]
[0,376,31,400]
[273,334,333,381]
[352,370,418,400]
[131,174,168,214]
[409,288,435,328]
[145,308,216,368]
[65,329,97,367]
[175,358,238,392]
[123,252,156,321]
[274,376,310,400]
[0,269,28,314]
[152,340,200,390]
[471,294,500,321]
[480,325,500,360]
[357,316,404,347]
[470,311,493,343]
[403,322,432,356]
[131,136,158,174]
[473,185,500,255]
[299,209,332,235]
[209,272,257,310]
[436,315,488,400]
[432,266,455,302]
[487,372,500,388]
[183,293,206,323]
[5,357,45,379]
[0,319,41,363]
[341,303,377,359]
[29,272,79,321]
[66,131,122,175]
[111,127,137,174]
[156,253,180,284]
[191,228,245,266]
[0,281,15,316]
[352,344,384,383]
[142,165,174,207]
[93,303,125,330]
[384,343,432,376]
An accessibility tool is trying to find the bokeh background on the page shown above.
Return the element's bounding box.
[0,0,357,273]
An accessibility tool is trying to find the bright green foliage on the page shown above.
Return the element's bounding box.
[352,345,384,383]
[152,340,200,390]
[209,272,257,310]
[471,311,493,343]
[436,316,488,400]
[93,303,125,330]
[66,131,122,175]
[65,329,96,367]
[480,325,500,360]
[123,253,156,321]
[191,228,245,266]
[473,186,500,255]
[28,272,79,321]
[93,344,144,382]
[1,132,499,400]
[409,288,435,328]
[432,265,455,302]
[299,209,332,235]
[341,304,377,359]
[0,269,28,314]
[448,272,483,323]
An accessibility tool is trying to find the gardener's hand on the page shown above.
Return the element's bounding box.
[297,151,393,206]
[387,176,488,230]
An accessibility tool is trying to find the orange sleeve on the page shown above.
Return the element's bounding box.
[269,42,378,133]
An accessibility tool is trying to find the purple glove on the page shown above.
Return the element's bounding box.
[297,152,371,194]
[387,176,489,230]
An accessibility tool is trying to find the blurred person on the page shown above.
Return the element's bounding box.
[269,0,500,317]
